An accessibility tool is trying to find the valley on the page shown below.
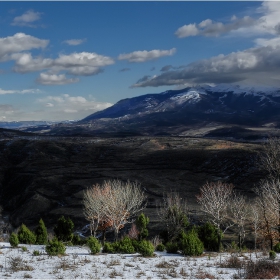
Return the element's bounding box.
[0,134,265,236]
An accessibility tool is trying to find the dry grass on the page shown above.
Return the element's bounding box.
[9,256,34,272]
[220,254,244,269]
[245,259,280,279]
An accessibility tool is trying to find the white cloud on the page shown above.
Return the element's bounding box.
[175,16,255,38]
[11,10,42,27]
[63,39,87,46]
[118,48,176,63]
[175,24,199,38]
[36,94,113,121]
[175,2,280,39]
[36,73,79,85]
[13,51,114,76]
[0,33,48,61]
[0,88,41,95]
[132,38,280,87]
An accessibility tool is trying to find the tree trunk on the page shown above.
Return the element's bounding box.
[217,227,222,252]
[238,233,241,252]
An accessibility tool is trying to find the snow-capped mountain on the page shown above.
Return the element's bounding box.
[81,85,280,126]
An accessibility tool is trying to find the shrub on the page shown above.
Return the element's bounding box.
[165,242,179,254]
[103,242,117,253]
[117,237,135,254]
[220,254,243,268]
[35,218,48,245]
[18,224,36,245]
[9,233,19,248]
[72,234,81,245]
[274,242,280,253]
[87,236,101,255]
[156,243,165,252]
[180,230,204,256]
[32,250,40,256]
[269,250,276,260]
[197,222,220,251]
[21,246,27,252]
[45,238,66,256]
[54,216,74,242]
[136,213,149,240]
[136,240,154,257]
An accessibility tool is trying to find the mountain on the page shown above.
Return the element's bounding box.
[23,85,280,138]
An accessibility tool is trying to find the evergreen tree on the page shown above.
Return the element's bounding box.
[53,216,74,242]
[35,218,48,245]
[136,213,149,240]
[18,224,36,244]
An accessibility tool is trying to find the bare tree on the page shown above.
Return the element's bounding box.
[100,180,146,240]
[255,183,279,250]
[249,200,262,251]
[83,184,110,237]
[259,137,280,179]
[196,181,234,252]
[83,180,146,241]
[255,179,280,249]
[230,193,250,251]
[157,191,188,241]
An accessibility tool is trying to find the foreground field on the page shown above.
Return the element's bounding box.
[0,242,274,279]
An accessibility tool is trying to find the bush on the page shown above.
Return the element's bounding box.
[197,222,220,251]
[18,224,36,245]
[102,242,117,253]
[21,246,27,252]
[274,242,280,253]
[269,250,276,260]
[32,250,40,256]
[45,238,66,256]
[117,237,135,254]
[165,242,179,254]
[9,233,19,248]
[87,236,101,255]
[35,219,48,245]
[136,240,154,257]
[156,243,165,252]
[72,234,81,245]
[180,230,204,256]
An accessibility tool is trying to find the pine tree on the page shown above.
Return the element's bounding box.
[35,218,48,245]
[18,224,36,244]
[54,216,74,242]
[136,213,149,240]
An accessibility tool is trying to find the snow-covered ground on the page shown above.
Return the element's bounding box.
[0,242,271,279]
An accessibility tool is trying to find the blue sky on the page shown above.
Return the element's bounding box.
[0,1,280,121]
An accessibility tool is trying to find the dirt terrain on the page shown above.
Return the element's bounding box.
[0,135,266,234]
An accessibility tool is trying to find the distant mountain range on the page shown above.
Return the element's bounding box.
[10,85,280,139]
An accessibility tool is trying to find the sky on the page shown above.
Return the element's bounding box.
[0,1,280,121]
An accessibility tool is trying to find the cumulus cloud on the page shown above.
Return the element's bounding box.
[132,40,280,87]
[175,16,255,38]
[0,33,48,61]
[118,48,176,63]
[11,10,42,27]
[36,73,79,85]
[175,2,280,39]
[0,88,41,95]
[36,94,113,120]
[12,51,114,76]
[63,39,87,46]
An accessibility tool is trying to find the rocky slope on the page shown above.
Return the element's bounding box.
[0,135,265,233]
